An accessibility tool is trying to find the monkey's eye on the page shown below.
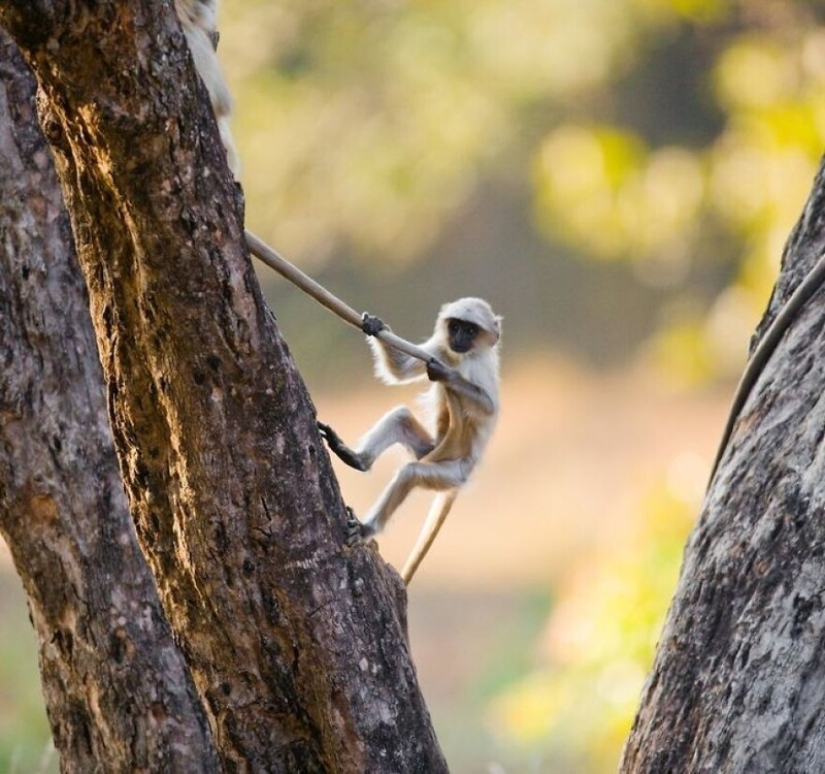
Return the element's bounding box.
[449,320,479,338]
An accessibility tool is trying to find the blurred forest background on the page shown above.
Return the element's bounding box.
[3,0,825,771]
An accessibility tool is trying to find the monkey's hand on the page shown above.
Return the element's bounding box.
[426,357,453,383]
[361,313,387,337]
[318,422,370,471]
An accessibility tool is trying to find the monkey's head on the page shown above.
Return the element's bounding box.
[438,297,502,354]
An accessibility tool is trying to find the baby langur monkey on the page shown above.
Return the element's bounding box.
[174,5,501,581]
[319,298,502,584]
[175,0,240,177]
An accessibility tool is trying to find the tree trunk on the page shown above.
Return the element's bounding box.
[0,2,446,772]
[0,28,219,773]
[621,160,825,771]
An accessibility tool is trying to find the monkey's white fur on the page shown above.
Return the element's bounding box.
[367,297,500,467]
[333,298,501,583]
[175,0,239,176]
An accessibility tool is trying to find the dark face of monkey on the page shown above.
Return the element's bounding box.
[447,318,480,354]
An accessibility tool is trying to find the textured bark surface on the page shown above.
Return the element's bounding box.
[621,160,825,772]
[0,30,219,773]
[0,2,446,771]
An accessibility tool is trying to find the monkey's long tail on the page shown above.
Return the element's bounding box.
[401,490,459,585]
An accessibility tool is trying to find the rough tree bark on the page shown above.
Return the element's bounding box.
[0,29,219,773]
[621,159,825,771]
[0,2,447,772]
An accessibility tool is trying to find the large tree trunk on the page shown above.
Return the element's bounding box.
[0,2,446,772]
[622,161,825,770]
[0,28,219,774]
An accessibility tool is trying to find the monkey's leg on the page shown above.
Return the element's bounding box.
[319,406,433,472]
[361,459,468,536]
[357,406,434,461]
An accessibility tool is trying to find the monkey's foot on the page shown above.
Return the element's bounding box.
[346,509,364,546]
[345,508,377,546]
[346,515,361,546]
[361,312,387,337]
[318,422,369,471]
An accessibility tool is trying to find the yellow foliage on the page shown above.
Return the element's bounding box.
[631,0,730,24]
[648,318,716,387]
[488,478,698,771]
[714,38,793,111]
[535,127,706,267]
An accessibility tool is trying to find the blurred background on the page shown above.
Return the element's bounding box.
[4,0,825,771]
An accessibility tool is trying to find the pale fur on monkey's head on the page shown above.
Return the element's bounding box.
[438,297,502,345]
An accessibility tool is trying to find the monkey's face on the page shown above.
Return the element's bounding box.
[447,318,481,354]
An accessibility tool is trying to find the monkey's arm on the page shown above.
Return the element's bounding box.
[361,311,436,382]
[427,359,497,416]
[368,335,430,384]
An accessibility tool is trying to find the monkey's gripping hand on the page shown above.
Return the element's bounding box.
[361,312,387,337]
[426,357,452,383]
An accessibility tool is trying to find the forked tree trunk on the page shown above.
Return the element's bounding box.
[0,28,219,773]
[622,160,825,771]
[0,2,447,772]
